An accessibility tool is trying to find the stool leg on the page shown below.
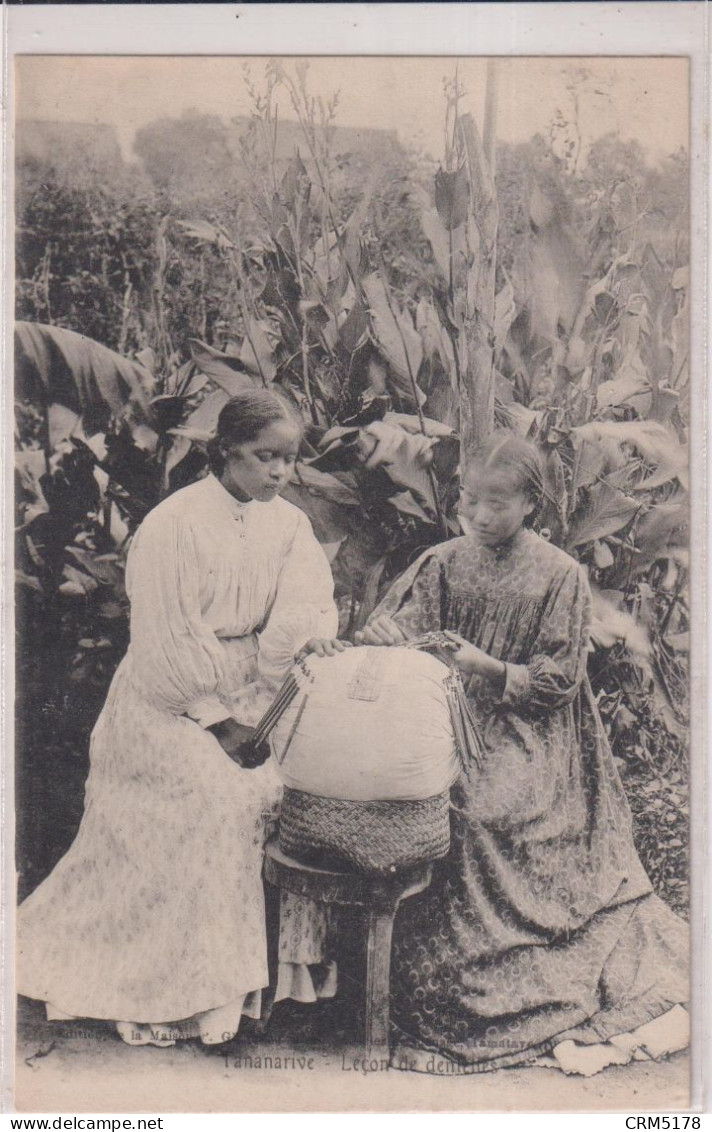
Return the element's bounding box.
[365,902,397,1060]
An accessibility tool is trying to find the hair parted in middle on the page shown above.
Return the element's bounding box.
[207,388,303,474]
[464,431,545,526]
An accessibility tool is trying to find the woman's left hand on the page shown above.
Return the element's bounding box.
[442,631,505,681]
[301,637,353,658]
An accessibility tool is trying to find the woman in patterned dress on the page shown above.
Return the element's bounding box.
[358,432,689,1072]
[17,390,343,1046]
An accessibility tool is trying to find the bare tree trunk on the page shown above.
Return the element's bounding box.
[455,111,499,465]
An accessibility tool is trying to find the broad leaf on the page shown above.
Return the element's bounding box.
[177,219,235,251]
[434,165,469,230]
[671,265,689,291]
[65,545,123,587]
[494,279,517,356]
[178,389,231,434]
[48,404,81,449]
[363,275,424,405]
[630,499,688,577]
[419,207,451,280]
[239,318,279,383]
[415,297,456,389]
[567,481,639,548]
[15,447,49,525]
[497,402,540,437]
[188,339,255,396]
[281,153,311,211]
[358,420,437,511]
[596,365,651,412]
[593,539,615,570]
[339,298,369,354]
[292,462,362,508]
[280,479,384,597]
[342,205,369,283]
[15,322,153,435]
[589,586,652,664]
[59,564,98,597]
[305,428,361,474]
[383,412,455,439]
[164,434,195,479]
[573,420,688,491]
[353,556,389,631]
[388,490,436,523]
[569,433,624,496]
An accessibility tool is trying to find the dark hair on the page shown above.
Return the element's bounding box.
[464,431,544,526]
[207,389,302,474]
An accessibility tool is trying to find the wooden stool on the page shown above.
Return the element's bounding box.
[263,839,432,1059]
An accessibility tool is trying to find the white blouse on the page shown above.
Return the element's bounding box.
[124,473,339,727]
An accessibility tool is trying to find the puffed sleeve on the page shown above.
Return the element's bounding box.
[369,548,444,638]
[125,506,231,722]
[501,562,591,712]
[257,511,339,685]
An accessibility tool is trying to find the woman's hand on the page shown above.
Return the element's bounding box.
[354,616,408,647]
[301,637,353,658]
[441,631,506,682]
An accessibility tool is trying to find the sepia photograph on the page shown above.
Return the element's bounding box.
[5,32,703,1115]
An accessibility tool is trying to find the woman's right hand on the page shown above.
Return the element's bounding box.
[354,615,408,647]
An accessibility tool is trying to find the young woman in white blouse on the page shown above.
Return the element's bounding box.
[17,389,343,1046]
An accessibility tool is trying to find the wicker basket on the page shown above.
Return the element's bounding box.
[279,787,452,874]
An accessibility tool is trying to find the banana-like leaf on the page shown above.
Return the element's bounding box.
[497,402,540,437]
[59,564,98,597]
[15,322,153,435]
[164,434,194,480]
[569,433,625,496]
[434,165,469,231]
[176,389,231,435]
[573,420,688,491]
[383,412,455,439]
[525,186,586,341]
[339,298,369,354]
[388,490,435,523]
[239,317,279,383]
[415,297,456,389]
[567,481,639,549]
[671,265,689,291]
[596,363,651,412]
[630,499,688,578]
[177,219,235,251]
[363,275,424,404]
[359,420,436,511]
[280,479,384,597]
[65,546,123,587]
[188,339,255,396]
[419,206,451,281]
[15,447,49,524]
[292,462,362,508]
[592,539,615,570]
[589,586,652,664]
[494,279,517,356]
[281,153,311,211]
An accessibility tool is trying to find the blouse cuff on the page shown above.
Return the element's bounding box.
[185,696,232,729]
[501,663,530,707]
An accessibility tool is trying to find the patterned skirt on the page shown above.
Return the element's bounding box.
[16,647,284,1029]
[389,772,690,1071]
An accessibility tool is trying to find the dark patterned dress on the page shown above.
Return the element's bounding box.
[370,528,688,1071]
